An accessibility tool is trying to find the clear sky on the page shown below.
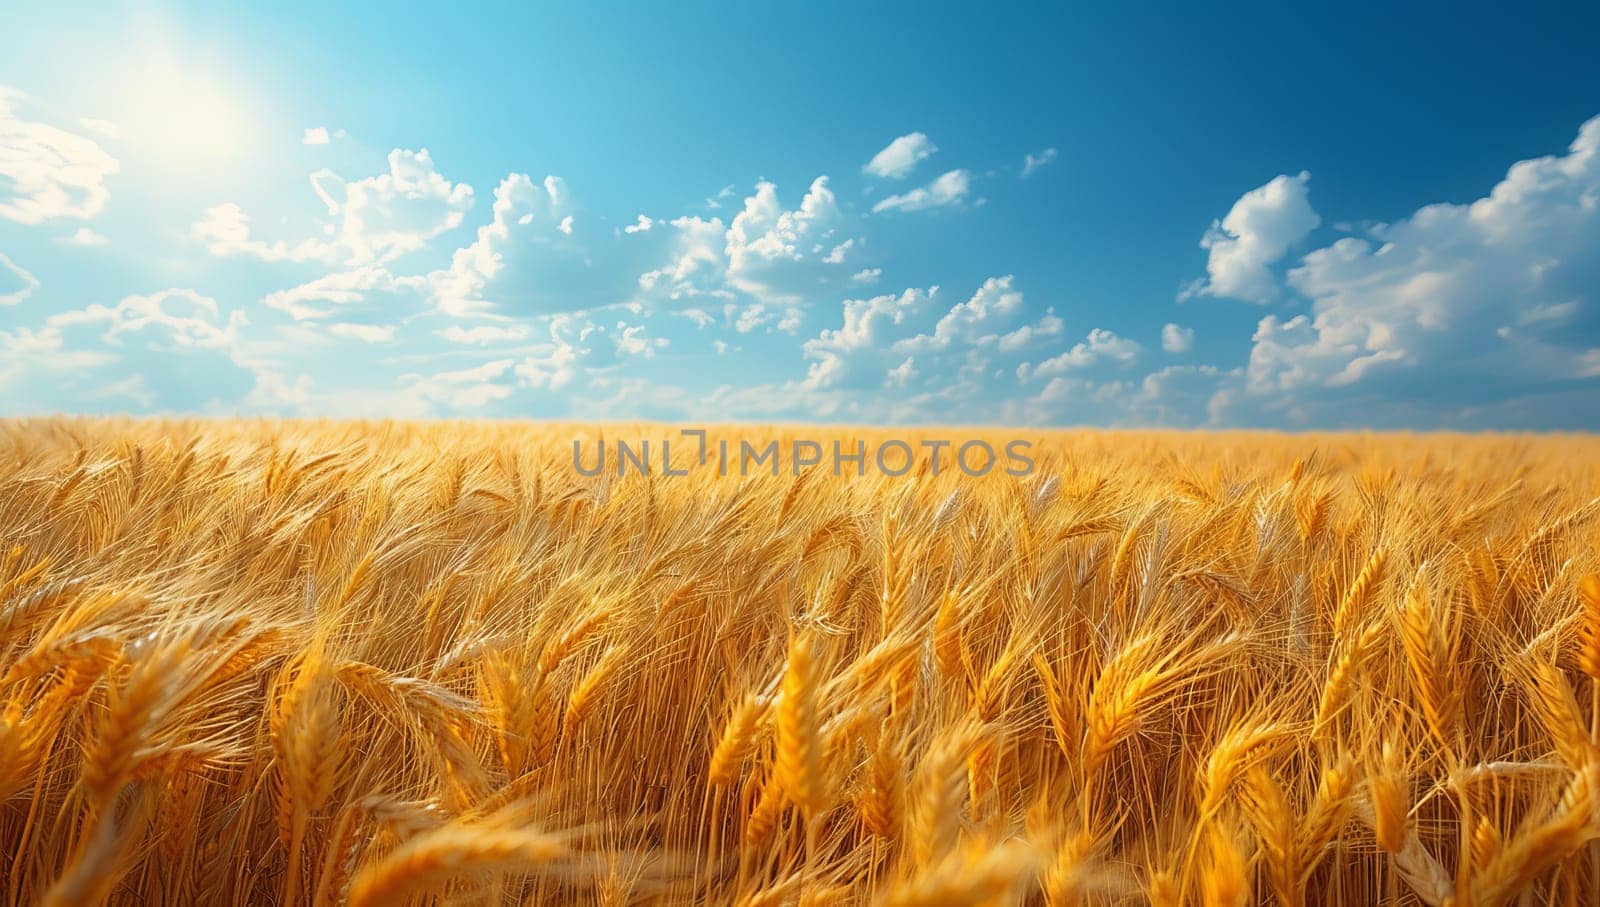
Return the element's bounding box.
[3,1,1599,428]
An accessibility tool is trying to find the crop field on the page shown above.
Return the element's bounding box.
[2,419,1600,905]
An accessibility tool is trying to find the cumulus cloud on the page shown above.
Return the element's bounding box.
[1183,171,1319,304]
[1,252,39,305]
[633,178,864,309]
[1020,328,1141,380]
[721,302,800,335]
[0,86,120,225]
[193,149,474,268]
[425,172,581,316]
[897,275,1026,354]
[1238,115,1600,414]
[1022,148,1058,178]
[725,177,853,302]
[802,287,933,390]
[801,276,1069,416]
[1029,113,1600,428]
[1161,322,1194,353]
[871,169,971,214]
[243,161,611,339]
[512,314,624,390]
[636,215,731,303]
[314,149,475,264]
[302,127,331,145]
[864,132,938,179]
[10,74,1593,430]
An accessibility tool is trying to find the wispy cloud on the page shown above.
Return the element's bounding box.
[1021,147,1057,177]
[863,132,938,179]
[871,169,971,213]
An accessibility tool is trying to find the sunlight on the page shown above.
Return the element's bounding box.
[111,49,252,166]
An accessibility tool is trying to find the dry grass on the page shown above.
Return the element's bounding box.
[1,418,1599,905]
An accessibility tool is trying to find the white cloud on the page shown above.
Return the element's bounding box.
[263,267,425,320]
[63,227,107,246]
[301,127,347,146]
[637,215,730,303]
[1182,171,1319,304]
[725,177,847,302]
[1241,115,1600,410]
[402,358,516,408]
[634,178,864,309]
[1,252,39,305]
[327,322,396,343]
[0,86,120,224]
[851,267,882,285]
[734,303,773,333]
[245,370,315,410]
[801,276,1067,408]
[437,324,532,345]
[864,132,938,179]
[49,288,245,350]
[425,172,574,316]
[100,373,156,408]
[614,322,666,357]
[633,178,865,309]
[897,275,1024,354]
[0,325,116,396]
[803,287,932,390]
[623,214,653,233]
[191,203,339,263]
[1161,322,1194,353]
[1022,328,1141,379]
[78,118,118,139]
[313,148,475,265]
[871,169,971,214]
[194,149,474,268]
[514,315,596,390]
[515,349,577,389]
[994,314,1064,352]
[1022,147,1058,178]
[22,288,269,412]
[886,357,917,388]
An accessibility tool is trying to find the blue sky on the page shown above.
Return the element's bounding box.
[3,1,1599,428]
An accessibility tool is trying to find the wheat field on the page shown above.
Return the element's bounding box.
[2,419,1600,905]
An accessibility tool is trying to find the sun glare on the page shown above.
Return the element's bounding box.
[111,51,254,166]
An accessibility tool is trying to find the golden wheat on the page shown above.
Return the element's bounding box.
[0,419,1598,904]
